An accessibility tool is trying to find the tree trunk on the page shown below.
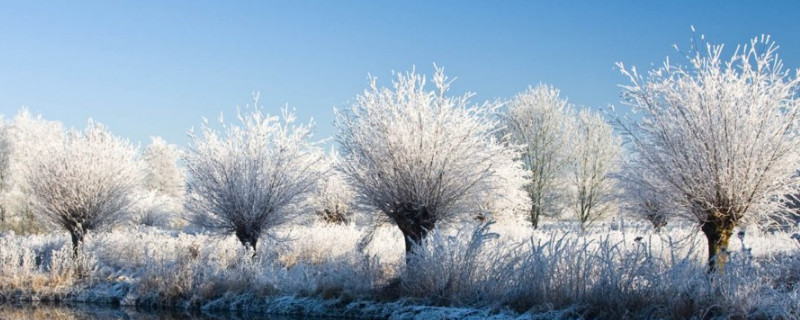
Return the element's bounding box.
[701,218,735,273]
[400,225,430,266]
[530,203,540,229]
[69,228,85,258]
[393,204,436,266]
[235,229,259,256]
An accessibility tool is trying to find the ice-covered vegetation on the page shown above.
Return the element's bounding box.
[184,100,324,251]
[500,85,577,228]
[0,33,799,318]
[336,67,527,260]
[26,121,141,256]
[0,222,798,318]
[616,34,800,272]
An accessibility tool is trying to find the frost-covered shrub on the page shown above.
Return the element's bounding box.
[400,222,505,306]
[127,191,179,229]
[0,233,86,300]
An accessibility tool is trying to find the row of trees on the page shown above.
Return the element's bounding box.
[1,33,798,273]
[0,72,620,260]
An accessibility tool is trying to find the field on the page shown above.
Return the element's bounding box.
[0,220,798,319]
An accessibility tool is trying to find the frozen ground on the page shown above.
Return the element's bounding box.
[0,221,798,319]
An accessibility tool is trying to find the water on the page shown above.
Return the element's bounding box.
[0,304,318,320]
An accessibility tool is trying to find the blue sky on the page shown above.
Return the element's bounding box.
[1,1,799,147]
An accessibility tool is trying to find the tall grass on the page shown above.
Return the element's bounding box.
[0,222,797,318]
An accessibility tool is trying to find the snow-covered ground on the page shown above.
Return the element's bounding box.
[0,221,798,319]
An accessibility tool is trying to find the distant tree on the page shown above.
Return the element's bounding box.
[567,109,621,230]
[617,34,800,272]
[311,150,354,224]
[336,67,526,262]
[500,85,574,228]
[132,136,186,228]
[142,136,185,199]
[617,158,672,232]
[27,121,141,256]
[129,190,177,228]
[184,102,323,251]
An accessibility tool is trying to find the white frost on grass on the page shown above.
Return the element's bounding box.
[0,221,798,318]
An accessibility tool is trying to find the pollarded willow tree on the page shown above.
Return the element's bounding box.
[500,85,575,228]
[27,121,141,256]
[567,109,621,230]
[184,102,324,251]
[617,35,800,272]
[336,67,526,261]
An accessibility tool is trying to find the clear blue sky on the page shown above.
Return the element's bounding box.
[1,1,799,147]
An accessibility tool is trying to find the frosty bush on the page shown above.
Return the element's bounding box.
[128,190,177,228]
[617,34,800,272]
[184,101,324,251]
[26,121,141,256]
[336,67,526,262]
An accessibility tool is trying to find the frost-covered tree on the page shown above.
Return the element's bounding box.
[617,158,672,231]
[0,117,10,226]
[1,109,63,233]
[336,67,526,260]
[142,136,185,199]
[311,150,354,224]
[567,110,621,230]
[500,85,574,228]
[134,136,186,228]
[617,34,800,272]
[184,103,323,251]
[27,121,141,255]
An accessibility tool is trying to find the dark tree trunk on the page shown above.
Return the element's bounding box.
[392,204,436,266]
[235,229,259,256]
[400,225,429,258]
[530,203,540,229]
[701,216,736,273]
[69,227,85,258]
